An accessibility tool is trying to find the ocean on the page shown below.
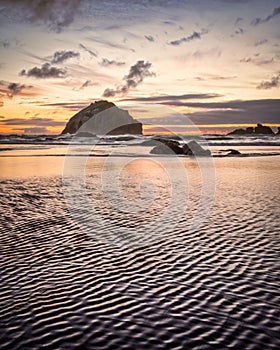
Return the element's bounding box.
[0,134,279,349]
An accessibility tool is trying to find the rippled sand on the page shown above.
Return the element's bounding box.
[0,156,279,349]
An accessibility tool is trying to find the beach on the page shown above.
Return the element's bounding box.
[0,142,279,349]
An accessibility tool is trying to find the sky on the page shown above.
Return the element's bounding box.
[0,0,279,135]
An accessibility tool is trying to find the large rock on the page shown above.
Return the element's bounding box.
[228,123,274,135]
[61,100,142,135]
[150,139,211,156]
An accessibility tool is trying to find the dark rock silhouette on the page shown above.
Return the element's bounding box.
[61,100,142,135]
[255,123,274,134]
[150,139,183,154]
[150,139,211,156]
[277,127,280,135]
[228,123,274,135]
[223,149,241,155]
[182,140,211,156]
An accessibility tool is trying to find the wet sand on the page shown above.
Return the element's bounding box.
[0,155,279,349]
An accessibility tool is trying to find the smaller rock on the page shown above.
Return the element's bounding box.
[149,139,211,156]
[225,149,241,155]
[150,141,183,154]
[183,140,211,156]
[115,136,137,141]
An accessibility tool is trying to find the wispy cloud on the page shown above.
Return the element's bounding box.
[0,117,66,126]
[87,36,129,50]
[103,60,155,97]
[121,93,222,103]
[20,63,67,78]
[51,50,80,64]
[79,44,98,58]
[235,17,243,25]
[168,30,207,46]
[187,99,280,125]
[254,39,268,47]
[39,101,90,111]
[144,35,155,42]
[195,75,237,81]
[251,6,280,26]
[232,27,244,36]
[18,127,48,133]
[100,58,125,67]
[78,80,91,90]
[257,72,280,89]
[240,56,274,66]
[0,39,10,48]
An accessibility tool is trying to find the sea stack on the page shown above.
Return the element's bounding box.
[228,123,275,135]
[61,100,142,136]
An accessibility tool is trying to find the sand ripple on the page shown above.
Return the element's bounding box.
[0,157,279,349]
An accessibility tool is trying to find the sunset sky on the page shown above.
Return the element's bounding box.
[0,0,279,134]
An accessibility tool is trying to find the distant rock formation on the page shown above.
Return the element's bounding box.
[228,123,274,135]
[61,100,142,135]
[149,139,211,156]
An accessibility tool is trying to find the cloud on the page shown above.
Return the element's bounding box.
[158,98,279,115]
[14,127,48,134]
[257,73,280,89]
[235,17,243,25]
[187,99,280,125]
[121,93,222,103]
[79,44,98,58]
[103,60,155,97]
[191,48,221,59]
[87,36,130,51]
[0,80,33,98]
[133,98,279,125]
[240,56,274,66]
[168,30,206,46]
[78,80,91,90]
[233,27,244,36]
[0,39,10,48]
[7,82,26,97]
[254,39,268,47]
[251,6,280,26]
[0,0,83,32]
[51,50,80,64]
[128,99,280,126]
[100,58,125,67]
[20,63,67,78]
[0,117,66,126]
[75,80,98,91]
[195,75,237,81]
[144,35,155,42]
[39,101,89,111]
